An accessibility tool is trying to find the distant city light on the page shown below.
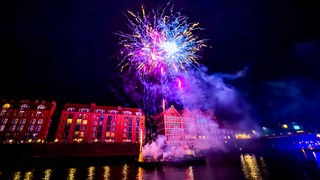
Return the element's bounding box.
[293,125,300,130]
[282,124,288,129]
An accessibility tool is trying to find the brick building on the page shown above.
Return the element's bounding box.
[55,103,145,143]
[0,99,56,143]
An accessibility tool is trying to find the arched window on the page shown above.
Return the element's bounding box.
[20,104,30,111]
[37,104,46,111]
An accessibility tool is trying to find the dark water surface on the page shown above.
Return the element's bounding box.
[0,151,319,180]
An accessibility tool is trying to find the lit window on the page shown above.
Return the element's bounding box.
[67,119,73,124]
[82,120,87,125]
[2,103,11,109]
[38,119,43,125]
[76,119,81,124]
[124,128,127,132]
[106,132,110,137]
[112,127,116,131]
[20,104,30,111]
[123,133,126,137]
[111,132,115,137]
[0,125,5,131]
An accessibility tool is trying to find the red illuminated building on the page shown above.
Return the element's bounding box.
[0,100,56,143]
[154,105,234,147]
[55,103,145,143]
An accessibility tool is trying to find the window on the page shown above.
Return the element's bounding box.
[20,104,29,111]
[108,110,118,114]
[82,126,86,131]
[112,127,116,131]
[113,121,116,126]
[123,133,127,137]
[37,104,46,111]
[20,119,26,125]
[35,125,41,132]
[9,125,16,131]
[36,111,42,116]
[106,132,110,137]
[0,125,5,131]
[93,126,97,131]
[123,111,132,115]
[67,108,75,112]
[12,119,18,125]
[92,132,96,137]
[67,119,73,124]
[28,125,34,131]
[124,128,127,132]
[136,112,142,116]
[82,120,87,125]
[76,119,81,124]
[1,118,8,125]
[18,111,24,116]
[0,110,6,116]
[38,119,43,125]
[18,125,24,132]
[95,109,105,113]
[30,119,36,125]
[79,108,89,112]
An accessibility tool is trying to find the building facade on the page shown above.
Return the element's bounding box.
[55,103,145,143]
[0,100,56,143]
[154,105,234,147]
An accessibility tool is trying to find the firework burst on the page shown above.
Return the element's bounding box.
[116,2,207,76]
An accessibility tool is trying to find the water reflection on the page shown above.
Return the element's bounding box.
[240,154,269,180]
[103,166,111,180]
[87,166,95,180]
[68,168,77,180]
[312,151,320,168]
[24,170,34,180]
[1,152,318,180]
[122,163,128,180]
[43,169,53,180]
[13,171,22,180]
[186,166,194,180]
[136,167,144,180]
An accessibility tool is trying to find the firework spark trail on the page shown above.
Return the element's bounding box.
[116,3,206,77]
[116,2,207,115]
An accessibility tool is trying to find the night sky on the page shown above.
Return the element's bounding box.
[1,0,320,131]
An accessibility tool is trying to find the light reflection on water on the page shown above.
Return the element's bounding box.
[1,152,319,179]
[240,154,269,180]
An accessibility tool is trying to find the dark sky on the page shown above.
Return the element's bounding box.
[1,0,320,130]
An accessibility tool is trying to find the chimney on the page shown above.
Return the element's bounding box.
[118,106,121,109]
[91,103,96,109]
[41,100,46,104]
[35,100,39,104]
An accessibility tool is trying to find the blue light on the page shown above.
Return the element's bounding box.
[293,125,300,130]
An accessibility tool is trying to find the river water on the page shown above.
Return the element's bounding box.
[0,151,319,180]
